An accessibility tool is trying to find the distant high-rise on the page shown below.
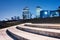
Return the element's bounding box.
[36,6,42,18]
[22,7,31,19]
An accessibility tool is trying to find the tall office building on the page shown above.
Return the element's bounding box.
[36,6,42,18]
[22,7,31,19]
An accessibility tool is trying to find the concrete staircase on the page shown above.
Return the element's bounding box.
[0,23,60,40]
[7,27,60,40]
[0,28,13,40]
[24,23,60,29]
[16,26,60,39]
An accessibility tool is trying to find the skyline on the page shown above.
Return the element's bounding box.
[0,0,60,20]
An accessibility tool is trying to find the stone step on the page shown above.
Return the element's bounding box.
[24,23,60,29]
[16,25,60,39]
[7,27,60,40]
[6,29,28,40]
[0,28,13,40]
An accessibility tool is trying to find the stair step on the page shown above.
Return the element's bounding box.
[16,25,60,39]
[7,27,60,40]
[24,23,60,29]
[6,29,28,40]
[0,28,13,40]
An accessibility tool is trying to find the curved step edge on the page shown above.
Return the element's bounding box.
[6,29,28,40]
[16,27,60,39]
[24,24,60,29]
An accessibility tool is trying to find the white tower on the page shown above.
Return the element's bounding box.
[36,6,42,18]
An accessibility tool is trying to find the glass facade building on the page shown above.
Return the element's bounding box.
[50,10,59,17]
[40,10,59,18]
[40,10,50,18]
[22,7,60,19]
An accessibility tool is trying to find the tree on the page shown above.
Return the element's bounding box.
[14,16,17,20]
[5,18,9,21]
[17,16,20,20]
[11,17,14,20]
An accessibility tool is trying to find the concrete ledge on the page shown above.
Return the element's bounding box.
[24,24,60,29]
[6,29,28,40]
[16,26,60,39]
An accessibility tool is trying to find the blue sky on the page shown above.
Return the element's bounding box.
[0,0,60,20]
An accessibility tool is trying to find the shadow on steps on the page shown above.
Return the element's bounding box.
[16,27,60,39]
[6,29,28,40]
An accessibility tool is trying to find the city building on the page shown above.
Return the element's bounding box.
[22,7,31,19]
[22,6,60,19]
[36,6,42,18]
[39,10,59,18]
[40,10,50,18]
[50,10,59,17]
